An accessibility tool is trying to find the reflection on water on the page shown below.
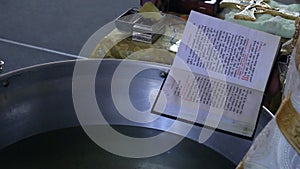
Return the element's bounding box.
[0,125,235,169]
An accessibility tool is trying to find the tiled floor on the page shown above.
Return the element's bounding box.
[0,0,139,73]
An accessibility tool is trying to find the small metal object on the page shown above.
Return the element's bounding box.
[115,8,166,44]
[0,60,4,72]
[2,80,9,87]
[160,71,168,78]
[132,14,166,44]
[115,8,140,33]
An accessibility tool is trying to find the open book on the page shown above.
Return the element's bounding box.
[152,11,281,137]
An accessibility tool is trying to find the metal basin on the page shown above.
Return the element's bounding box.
[0,59,271,168]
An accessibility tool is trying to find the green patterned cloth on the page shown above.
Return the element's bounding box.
[89,16,185,65]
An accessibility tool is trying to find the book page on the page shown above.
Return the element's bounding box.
[175,11,281,91]
[154,68,263,136]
